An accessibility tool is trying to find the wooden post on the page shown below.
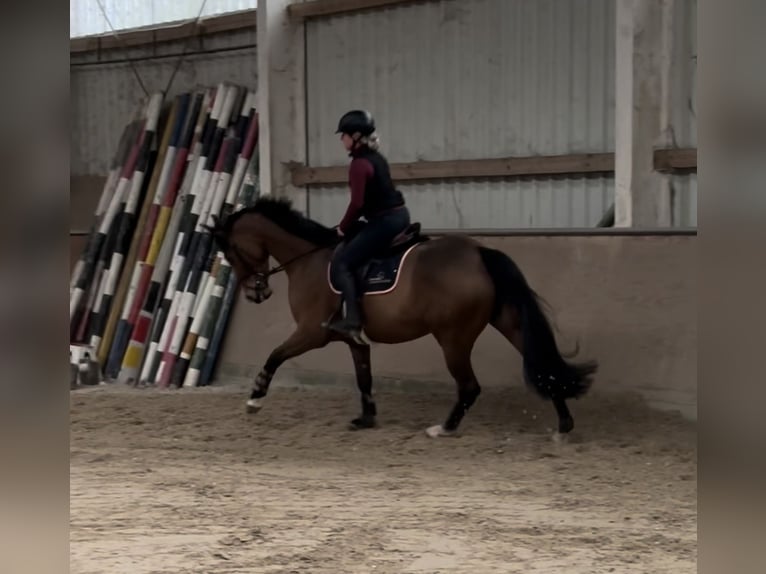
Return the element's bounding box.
[257,0,307,209]
[615,0,674,227]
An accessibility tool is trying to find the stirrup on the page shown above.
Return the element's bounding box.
[322,317,368,345]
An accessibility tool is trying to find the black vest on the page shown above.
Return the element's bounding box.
[352,147,405,218]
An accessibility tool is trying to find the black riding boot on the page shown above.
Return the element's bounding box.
[326,269,366,345]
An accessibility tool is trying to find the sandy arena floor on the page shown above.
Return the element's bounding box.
[70,381,697,573]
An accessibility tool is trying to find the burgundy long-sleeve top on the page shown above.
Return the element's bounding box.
[338,156,374,234]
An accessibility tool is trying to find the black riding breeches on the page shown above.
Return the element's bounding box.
[332,208,411,285]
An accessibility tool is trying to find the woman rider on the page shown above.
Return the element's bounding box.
[324,109,412,344]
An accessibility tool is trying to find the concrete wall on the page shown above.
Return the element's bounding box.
[218,233,696,418]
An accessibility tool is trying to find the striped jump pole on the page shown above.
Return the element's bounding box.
[157,89,245,387]
[78,193,124,342]
[136,89,216,385]
[183,94,258,387]
[191,90,255,317]
[138,85,228,385]
[170,88,216,271]
[116,92,204,384]
[199,271,239,386]
[151,84,238,386]
[70,117,141,323]
[130,193,188,386]
[86,97,163,351]
[70,119,138,296]
[199,148,261,387]
[156,133,239,387]
[70,98,155,341]
[104,96,184,378]
[170,135,241,386]
[96,102,170,366]
[225,92,258,213]
[183,258,232,387]
[106,98,182,379]
[71,113,146,333]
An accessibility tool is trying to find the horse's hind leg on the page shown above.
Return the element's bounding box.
[551,396,573,434]
[426,334,482,438]
[491,306,574,434]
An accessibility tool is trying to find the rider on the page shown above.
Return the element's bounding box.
[325,109,411,343]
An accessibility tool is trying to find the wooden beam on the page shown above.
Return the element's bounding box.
[287,0,421,22]
[70,9,256,54]
[70,37,99,52]
[291,148,698,186]
[199,10,257,35]
[97,29,157,52]
[291,153,616,186]
[152,22,199,44]
[653,148,697,172]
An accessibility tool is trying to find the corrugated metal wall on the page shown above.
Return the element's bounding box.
[71,28,256,175]
[304,0,697,229]
[308,177,614,230]
[306,0,615,229]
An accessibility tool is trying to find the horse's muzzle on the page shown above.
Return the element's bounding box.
[246,287,272,304]
[244,277,272,304]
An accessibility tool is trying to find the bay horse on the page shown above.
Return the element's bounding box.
[208,197,597,438]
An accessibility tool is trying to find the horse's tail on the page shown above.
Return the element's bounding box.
[478,246,597,400]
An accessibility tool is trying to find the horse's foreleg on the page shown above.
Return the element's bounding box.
[348,342,377,430]
[246,327,329,413]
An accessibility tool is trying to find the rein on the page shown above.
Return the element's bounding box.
[229,240,336,280]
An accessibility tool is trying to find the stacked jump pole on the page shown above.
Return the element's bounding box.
[70,82,258,388]
[70,94,163,337]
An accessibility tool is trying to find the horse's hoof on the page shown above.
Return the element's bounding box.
[246,398,263,414]
[349,416,377,430]
[552,431,569,444]
[558,417,574,434]
[425,424,457,438]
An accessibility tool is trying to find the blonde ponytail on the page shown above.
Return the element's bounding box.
[361,132,380,151]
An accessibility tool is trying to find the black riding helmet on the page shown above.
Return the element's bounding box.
[336,109,375,137]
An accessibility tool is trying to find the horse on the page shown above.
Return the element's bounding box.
[207,196,597,438]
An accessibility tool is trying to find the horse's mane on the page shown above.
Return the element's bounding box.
[219,196,339,247]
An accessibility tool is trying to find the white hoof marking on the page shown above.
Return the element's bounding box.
[246,398,264,413]
[552,431,568,444]
[425,424,456,438]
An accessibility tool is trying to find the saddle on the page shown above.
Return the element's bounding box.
[378,222,423,256]
[328,222,429,296]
